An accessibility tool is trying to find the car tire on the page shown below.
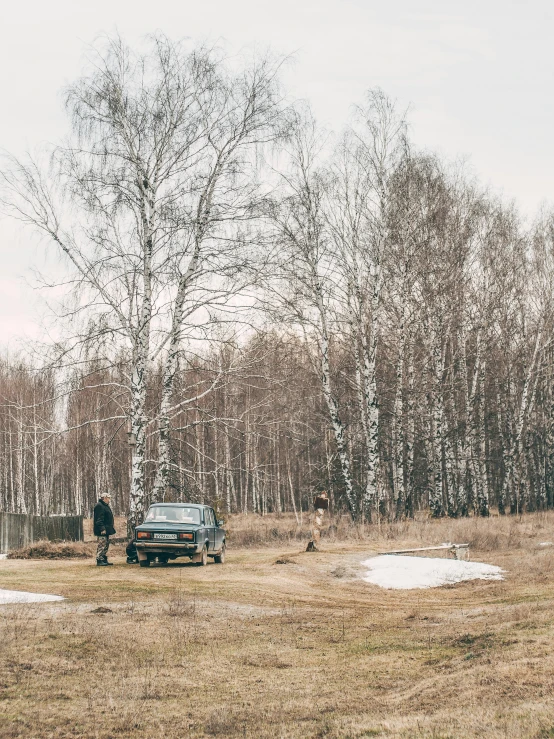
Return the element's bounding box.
[139,559,150,568]
[196,545,208,566]
[214,543,226,564]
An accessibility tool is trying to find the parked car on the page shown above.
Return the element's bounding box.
[134,503,226,567]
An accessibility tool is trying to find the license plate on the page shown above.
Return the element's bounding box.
[155,533,177,540]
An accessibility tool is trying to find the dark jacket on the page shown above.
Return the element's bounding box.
[93,499,116,537]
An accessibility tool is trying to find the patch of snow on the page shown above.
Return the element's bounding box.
[361,555,504,590]
[0,554,6,560]
[0,589,64,604]
[539,542,554,547]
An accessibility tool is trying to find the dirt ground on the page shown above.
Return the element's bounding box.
[2,514,554,738]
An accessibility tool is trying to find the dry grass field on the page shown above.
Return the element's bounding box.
[2,512,554,738]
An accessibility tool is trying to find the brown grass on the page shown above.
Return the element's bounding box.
[2,512,554,737]
[83,507,543,551]
[224,508,551,551]
[7,540,95,559]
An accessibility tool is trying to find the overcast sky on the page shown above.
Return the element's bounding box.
[1,0,553,344]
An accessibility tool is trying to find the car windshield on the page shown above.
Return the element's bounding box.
[145,506,201,524]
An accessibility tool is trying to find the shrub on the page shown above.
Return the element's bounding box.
[8,540,94,559]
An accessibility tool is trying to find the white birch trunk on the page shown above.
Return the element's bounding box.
[547,346,554,508]
[16,406,26,514]
[457,324,471,516]
[392,321,405,518]
[33,397,40,515]
[463,326,482,514]
[476,356,489,516]
[128,355,148,534]
[431,364,444,517]
[287,452,300,525]
[513,326,543,513]
[318,328,357,516]
[274,429,281,513]
[469,332,485,515]
[443,335,458,517]
[405,332,416,518]
[152,234,202,502]
[225,426,235,513]
[360,272,382,518]
[354,347,372,515]
[428,319,445,518]
[127,194,154,536]
[496,382,508,515]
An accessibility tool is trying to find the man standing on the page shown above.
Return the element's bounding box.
[93,492,116,566]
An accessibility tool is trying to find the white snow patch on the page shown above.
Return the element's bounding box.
[0,589,64,604]
[361,555,504,590]
[0,554,6,560]
[539,542,554,547]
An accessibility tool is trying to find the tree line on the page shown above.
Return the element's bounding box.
[1,34,553,525]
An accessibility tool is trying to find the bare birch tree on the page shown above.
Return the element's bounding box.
[265,114,357,515]
[1,34,287,532]
[326,91,407,520]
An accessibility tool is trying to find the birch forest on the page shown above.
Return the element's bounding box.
[1,34,554,524]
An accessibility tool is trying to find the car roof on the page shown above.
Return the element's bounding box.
[147,503,207,508]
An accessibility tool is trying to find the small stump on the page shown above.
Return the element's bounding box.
[451,544,470,561]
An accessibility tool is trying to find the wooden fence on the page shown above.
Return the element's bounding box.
[0,513,84,552]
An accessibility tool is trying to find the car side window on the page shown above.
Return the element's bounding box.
[206,509,215,526]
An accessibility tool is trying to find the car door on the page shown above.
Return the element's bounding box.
[213,510,224,550]
[205,508,216,552]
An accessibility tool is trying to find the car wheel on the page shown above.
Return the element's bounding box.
[196,545,208,566]
[139,559,150,568]
[214,543,226,564]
